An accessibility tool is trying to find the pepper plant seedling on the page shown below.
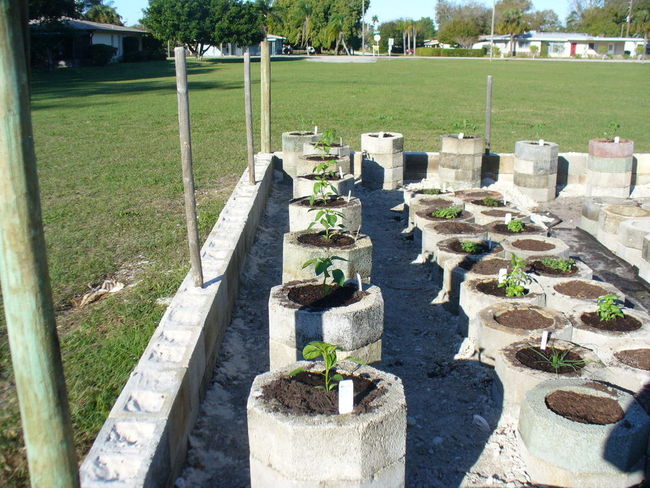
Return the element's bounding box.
[420,188,442,195]
[596,294,624,321]
[307,208,346,239]
[452,119,478,133]
[507,219,526,233]
[603,121,620,141]
[460,241,484,254]
[302,256,347,287]
[498,254,531,297]
[540,257,575,273]
[314,128,337,154]
[431,206,462,219]
[482,197,501,207]
[289,341,363,391]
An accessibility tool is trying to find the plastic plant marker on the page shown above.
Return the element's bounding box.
[339,167,344,178]
[357,273,363,291]
[540,331,549,351]
[347,190,352,203]
[314,125,318,134]
[458,132,464,139]
[505,213,512,225]
[539,139,544,146]
[498,268,507,284]
[614,136,620,143]
[338,379,354,414]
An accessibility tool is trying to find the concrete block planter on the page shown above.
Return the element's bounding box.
[579,197,637,236]
[569,306,649,350]
[288,196,362,233]
[544,278,623,312]
[247,361,406,487]
[303,141,351,159]
[495,338,602,407]
[474,207,528,226]
[518,379,649,488]
[282,131,320,179]
[361,132,404,190]
[413,208,474,232]
[528,257,593,290]
[421,221,486,257]
[513,141,559,203]
[439,135,484,189]
[293,173,355,199]
[596,205,650,253]
[586,138,634,198]
[473,303,572,366]
[282,230,373,283]
[500,235,570,260]
[407,194,464,229]
[268,282,383,369]
[295,153,351,177]
[597,341,650,394]
[453,189,503,201]
[616,218,650,267]
[486,221,546,242]
[459,277,545,326]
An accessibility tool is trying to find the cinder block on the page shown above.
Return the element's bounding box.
[361,132,404,154]
[514,157,558,175]
[293,173,355,199]
[282,131,320,153]
[544,278,623,312]
[295,154,351,177]
[586,169,632,187]
[587,156,634,173]
[514,141,559,163]
[588,138,634,158]
[619,218,650,250]
[303,141,351,158]
[500,235,569,260]
[561,152,587,178]
[439,153,482,171]
[288,196,362,233]
[440,134,483,154]
[364,151,404,170]
[514,172,557,189]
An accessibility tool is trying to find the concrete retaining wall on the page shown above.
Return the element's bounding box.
[80,154,275,487]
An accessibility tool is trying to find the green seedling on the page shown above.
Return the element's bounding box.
[460,241,484,254]
[314,128,338,154]
[528,346,588,373]
[309,160,340,206]
[507,219,525,233]
[452,119,478,133]
[307,208,346,239]
[290,341,363,391]
[540,257,575,273]
[420,188,442,195]
[603,121,620,141]
[597,294,624,321]
[432,206,462,219]
[482,197,501,207]
[302,256,347,287]
[498,254,531,297]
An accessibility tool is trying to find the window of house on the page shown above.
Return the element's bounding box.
[588,43,594,50]
[608,43,614,53]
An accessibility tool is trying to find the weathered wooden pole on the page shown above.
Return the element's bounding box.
[485,75,493,154]
[260,40,271,153]
[244,48,256,184]
[174,47,203,287]
[0,2,79,486]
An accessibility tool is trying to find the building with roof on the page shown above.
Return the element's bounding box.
[202,34,286,58]
[475,32,649,58]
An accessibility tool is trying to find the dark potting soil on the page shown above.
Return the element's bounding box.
[418,198,453,208]
[455,190,502,200]
[301,174,342,181]
[531,259,578,277]
[512,238,555,252]
[416,189,447,196]
[545,390,624,425]
[370,133,394,138]
[420,210,469,222]
[261,371,383,416]
[476,279,528,298]
[495,309,553,330]
[287,283,366,310]
[434,222,478,235]
[482,209,523,218]
[470,199,504,207]
[615,349,650,371]
[298,196,349,208]
[580,312,642,332]
[491,223,543,235]
[447,240,502,255]
[460,258,510,275]
[297,232,355,248]
[514,346,584,374]
[303,155,339,162]
[289,131,316,136]
[554,280,607,299]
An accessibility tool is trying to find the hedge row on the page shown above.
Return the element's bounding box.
[414,47,486,57]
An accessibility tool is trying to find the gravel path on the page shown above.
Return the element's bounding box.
[176,178,648,487]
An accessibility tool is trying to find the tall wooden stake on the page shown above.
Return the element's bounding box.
[174,47,203,287]
[244,48,256,184]
[485,75,493,155]
[260,40,271,153]
[0,2,79,486]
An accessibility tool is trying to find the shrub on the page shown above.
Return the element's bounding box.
[415,47,485,57]
[89,43,117,66]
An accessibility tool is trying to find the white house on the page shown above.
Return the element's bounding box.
[60,18,148,59]
[203,34,286,57]
[475,31,649,58]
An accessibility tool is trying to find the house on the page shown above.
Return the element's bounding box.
[475,31,649,58]
[202,34,286,57]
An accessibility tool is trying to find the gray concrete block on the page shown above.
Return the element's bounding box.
[296,154,351,177]
[596,340,650,395]
[586,184,631,199]
[513,172,557,189]
[363,151,404,170]
[282,131,320,153]
[421,222,486,256]
[303,141,351,159]
[439,153,482,171]
[282,231,373,283]
[643,233,650,262]
[514,141,559,163]
[248,362,406,486]
[581,197,636,221]
[440,134,483,155]
[618,218,650,250]
[543,278,623,312]
[569,306,649,350]
[588,138,634,158]
[560,152,588,178]
[361,132,404,154]
[586,169,632,188]
[514,157,558,175]
[597,205,650,237]
[518,379,648,488]
[474,207,527,226]
[288,196,362,233]
[587,155,634,173]
[293,173,355,199]
[362,160,403,189]
[530,259,593,290]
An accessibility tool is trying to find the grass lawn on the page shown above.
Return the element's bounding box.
[0,57,648,486]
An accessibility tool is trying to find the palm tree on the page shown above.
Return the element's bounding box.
[84,2,123,25]
[371,15,379,26]
[497,9,528,56]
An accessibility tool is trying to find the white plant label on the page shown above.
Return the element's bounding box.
[314,125,318,134]
[498,268,507,284]
[538,139,544,146]
[339,167,344,178]
[356,273,363,291]
[505,213,512,225]
[355,225,361,241]
[346,190,352,202]
[540,331,549,351]
[458,132,464,139]
[614,136,620,143]
[338,380,354,414]
[503,196,507,206]
[340,137,343,145]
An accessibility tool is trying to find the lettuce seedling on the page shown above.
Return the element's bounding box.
[507,219,525,233]
[482,197,500,207]
[540,257,575,273]
[431,206,462,219]
[597,294,624,321]
[460,241,484,254]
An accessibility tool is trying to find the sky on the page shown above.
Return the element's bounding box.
[112,0,571,28]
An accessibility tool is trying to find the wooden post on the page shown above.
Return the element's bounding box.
[485,75,493,154]
[244,48,256,184]
[0,2,79,486]
[260,40,271,153]
[174,47,203,287]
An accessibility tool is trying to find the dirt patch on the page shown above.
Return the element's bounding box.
[531,259,577,277]
[433,222,479,235]
[545,390,624,425]
[482,209,523,218]
[459,258,510,275]
[615,349,650,371]
[491,223,543,235]
[301,174,342,181]
[446,240,502,255]
[297,196,350,208]
[495,309,553,330]
[297,232,356,247]
[554,280,608,299]
[514,346,584,374]
[417,209,470,222]
[470,199,504,207]
[286,283,365,310]
[580,312,642,332]
[454,189,502,200]
[476,279,529,298]
[512,239,555,252]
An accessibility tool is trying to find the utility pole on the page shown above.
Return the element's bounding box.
[361,0,365,54]
[626,0,633,37]
[0,2,79,486]
[490,0,496,61]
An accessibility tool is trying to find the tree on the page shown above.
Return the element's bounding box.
[526,9,560,31]
[497,9,528,55]
[29,0,78,20]
[438,18,480,47]
[84,2,123,25]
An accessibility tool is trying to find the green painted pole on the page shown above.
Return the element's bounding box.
[0,2,79,487]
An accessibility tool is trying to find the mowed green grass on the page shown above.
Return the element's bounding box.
[0,57,648,485]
